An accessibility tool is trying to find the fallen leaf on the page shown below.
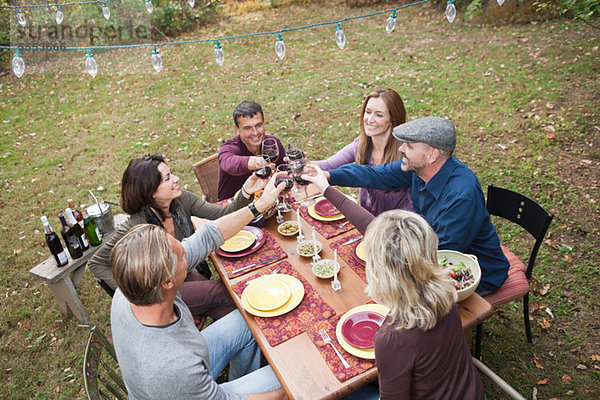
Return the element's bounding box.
[55,385,60,393]
[576,364,588,370]
[538,284,550,296]
[545,307,554,319]
[534,355,544,369]
[564,254,573,263]
[562,374,571,384]
[537,378,549,385]
[545,133,556,139]
[538,318,551,329]
[13,248,22,256]
[591,354,600,362]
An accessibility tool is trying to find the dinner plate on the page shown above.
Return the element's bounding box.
[335,304,389,359]
[219,230,256,252]
[241,274,305,317]
[341,311,385,348]
[307,202,344,222]
[246,279,291,311]
[215,226,266,258]
[314,198,341,217]
[353,241,366,266]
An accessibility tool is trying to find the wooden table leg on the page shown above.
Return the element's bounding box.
[47,273,90,324]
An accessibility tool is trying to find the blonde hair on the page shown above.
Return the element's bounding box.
[356,88,406,165]
[364,210,456,331]
[110,224,178,306]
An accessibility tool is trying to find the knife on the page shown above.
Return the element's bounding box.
[292,193,322,205]
[232,257,280,275]
[341,235,363,246]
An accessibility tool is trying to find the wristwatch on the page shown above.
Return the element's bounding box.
[247,202,262,218]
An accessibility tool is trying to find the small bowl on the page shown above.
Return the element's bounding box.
[437,250,481,302]
[312,259,341,279]
[296,240,322,257]
[277,221,299,236]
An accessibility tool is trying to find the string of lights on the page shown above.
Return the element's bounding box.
[3,0,504,78]
[2,0,115,27]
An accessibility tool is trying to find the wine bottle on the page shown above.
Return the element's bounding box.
[65,208,90,251]
[59,213,83,259]
[83,216,102,246]
[67,199,83,225]
[41,216,69,267]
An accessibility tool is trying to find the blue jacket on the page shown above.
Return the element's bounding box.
[329,156,509,294]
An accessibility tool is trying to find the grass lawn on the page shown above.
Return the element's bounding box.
[1,0,599,398]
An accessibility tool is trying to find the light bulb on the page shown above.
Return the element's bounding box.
[214,41,224,66]
[16,10,26,27]
[187,0,195,7]
[151,46,162,72]
[56,7,64,25]
[445,0,456,23]
[102,3,110,20]
[85,50,98,78]
[145,0,153,14]
[12,49,25,78]
[497,0,505,5]
[335,23,346,50]
[386,10,396,34]
[275,33,285,60]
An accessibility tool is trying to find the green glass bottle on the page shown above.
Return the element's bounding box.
[83,216,102,246]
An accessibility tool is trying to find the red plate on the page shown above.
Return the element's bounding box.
[313,198,341,217]
[352,242,366,266]
[215,226,266,258]
[341,311,385,348]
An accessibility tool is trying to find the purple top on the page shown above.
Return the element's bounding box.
[217,134,285,201]
[318,138,412,215]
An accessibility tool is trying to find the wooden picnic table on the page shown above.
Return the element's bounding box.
[210,188,493,400]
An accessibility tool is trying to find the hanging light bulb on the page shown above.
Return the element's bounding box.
[187,0,195,8]
[275,33,285,60]
[55,6,64,25]
[16,9,26,27]
[145,0,153,14]
[385,10,396,34]
[214,41,224,66]
[151,46,162,72]
[497,0,505,5]
[85,50,98,78]
[335,23,346,50]
[12,48,25,78]
[102,3,111,20]
[445,0,456,23]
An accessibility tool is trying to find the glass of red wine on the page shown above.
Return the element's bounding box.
[275,164,293,212]
[262,138,279,163]
[289,157,314,207]
[286,136,304,193]
[254,157,272,180]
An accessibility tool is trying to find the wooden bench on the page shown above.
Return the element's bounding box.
[29,214,127,323]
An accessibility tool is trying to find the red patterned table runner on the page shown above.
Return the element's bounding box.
[305,314,376,382]
[231,261,335,346]
[329,232,366,282]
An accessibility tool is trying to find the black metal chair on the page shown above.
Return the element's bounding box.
[98,279,115,297]
[83,326,127,400]
[475,184,553,356]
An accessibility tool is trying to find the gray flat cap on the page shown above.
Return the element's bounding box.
[392,117,456,152]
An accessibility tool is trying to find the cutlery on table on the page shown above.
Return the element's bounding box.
[246,265,282,285]
[232,257,280,275]
[335,221,350,230]
[319,329,349,369]
[341,235,363,246]
[292,193,322,205]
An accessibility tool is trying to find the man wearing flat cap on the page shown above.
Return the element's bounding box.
[323,116,509,295]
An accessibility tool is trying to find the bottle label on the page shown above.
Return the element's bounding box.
[69,236,81,249]
[80,234,89,247]
[95,227,101,239]
[57,251,68,264]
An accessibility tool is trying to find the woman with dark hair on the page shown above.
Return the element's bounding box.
[89,154,266,320]
[317,88,412,215]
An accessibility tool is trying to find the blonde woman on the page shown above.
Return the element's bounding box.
[349,210,483,399]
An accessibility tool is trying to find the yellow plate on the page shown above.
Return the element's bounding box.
[355,241,365,261]
[241,274,305,317]
[246,279,291,311]
[220,230,256,252]
[307,197,344,222]
[335,303,389,359]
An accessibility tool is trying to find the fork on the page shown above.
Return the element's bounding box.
[335,221,350,230]
[319,329,349,369]
[246,265,282,285]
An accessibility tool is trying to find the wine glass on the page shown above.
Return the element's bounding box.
[254,155,272,180]
[286,136,304,193]
[262,138,279,164]
[289,157,314,207]
[275,164,293,212]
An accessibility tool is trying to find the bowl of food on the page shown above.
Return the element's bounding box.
[437,250,481,302]
[277,221,299,236]
[312,259,341,279]
[296,240,322,257]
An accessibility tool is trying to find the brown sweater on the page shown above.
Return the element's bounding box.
[88,189,251,289]
[375,305,483,399]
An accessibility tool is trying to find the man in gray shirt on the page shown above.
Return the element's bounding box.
[110,175,287,400]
